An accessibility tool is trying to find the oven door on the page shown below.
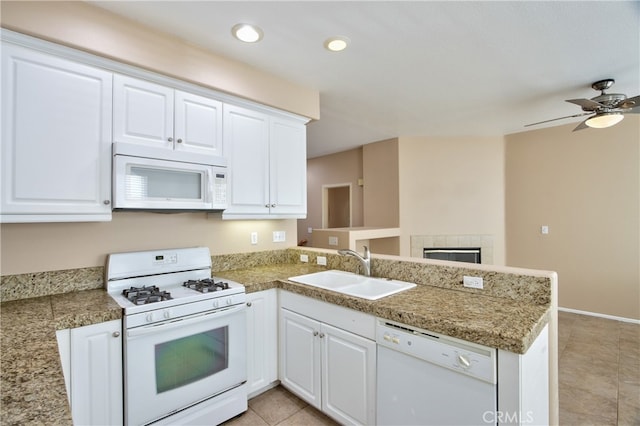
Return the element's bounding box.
[124,304,246,426]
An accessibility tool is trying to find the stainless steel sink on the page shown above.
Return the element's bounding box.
[288,270,416,300]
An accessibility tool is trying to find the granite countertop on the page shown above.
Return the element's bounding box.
[215,264,550,354]
[0,290,122,425]
[0,263,549,425]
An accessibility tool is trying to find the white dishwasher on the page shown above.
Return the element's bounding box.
[376,319,497,425]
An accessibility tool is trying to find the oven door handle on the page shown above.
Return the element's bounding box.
[127,304,245,338]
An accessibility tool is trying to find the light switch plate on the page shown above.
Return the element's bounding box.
[272,231,286,242]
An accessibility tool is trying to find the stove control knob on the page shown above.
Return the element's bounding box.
[226,297,232,306]
[163,310,171,319]
[213,300,219,308]
[145,313,154,323]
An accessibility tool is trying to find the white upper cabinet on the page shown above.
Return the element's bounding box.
[223,104,270,216]
[269,117,307,216]
[1,42,113,222]
[114,74,223,158]
[223,104,307,219]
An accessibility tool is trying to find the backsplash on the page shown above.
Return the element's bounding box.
[1,247,552,306]
[1,267,103,302]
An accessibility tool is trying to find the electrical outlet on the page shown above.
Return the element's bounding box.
[463,276,484,289]
[541,225,549,235]
[272,231,286,242]
[300,254,309,263]
[308,227,313,234]
[328,236,338,246]
[250,232,258,245]
[317,256,327,266]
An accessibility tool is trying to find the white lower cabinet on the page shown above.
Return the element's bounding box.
[497,325,550,425]
[57,320,123,426]
[246,289,278,397]
[279,292,376,425]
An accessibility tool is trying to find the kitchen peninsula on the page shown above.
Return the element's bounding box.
[0,247,557,425]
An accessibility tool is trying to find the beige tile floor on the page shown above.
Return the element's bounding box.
[558,311,639,426]
[225,311,639,426]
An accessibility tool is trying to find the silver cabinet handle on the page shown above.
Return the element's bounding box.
[177,138,183,144]
[112,331,120,338]
[313,331,319,336]
[319,333,325,338]
[168,137,173,142]
[265,204,270,208]
[271,204,276,208]
[103,200,110,205]
[246,302,252,307]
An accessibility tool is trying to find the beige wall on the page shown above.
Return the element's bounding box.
[397,136,506,263]
[298,148,364,246]
[363,138,400,227]
[0,1,319,120]
[0,1,314,276]
[505,116,640,320]
[0,213,297,275]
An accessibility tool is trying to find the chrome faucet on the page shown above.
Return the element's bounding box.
[337,246,371,276]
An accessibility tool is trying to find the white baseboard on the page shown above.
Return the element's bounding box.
[558,306,640,325]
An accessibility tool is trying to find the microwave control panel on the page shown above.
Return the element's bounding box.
[213,173,227,204]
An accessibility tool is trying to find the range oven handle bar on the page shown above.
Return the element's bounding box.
[126,304,245,338]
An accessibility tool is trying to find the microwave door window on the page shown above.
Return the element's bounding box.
[126,166,202,201]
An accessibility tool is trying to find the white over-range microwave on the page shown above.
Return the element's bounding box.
[112,143,228,211]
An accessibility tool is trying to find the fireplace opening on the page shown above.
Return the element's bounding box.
[423,247,481,264]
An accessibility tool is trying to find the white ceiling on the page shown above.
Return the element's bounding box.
[90,1,640,158]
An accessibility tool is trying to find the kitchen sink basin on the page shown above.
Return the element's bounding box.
[288,270,417,300]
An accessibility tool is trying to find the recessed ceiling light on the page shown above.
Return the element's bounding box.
[324,36,350,52]
[232,23,263,43]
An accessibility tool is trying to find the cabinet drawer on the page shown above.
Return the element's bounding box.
[280,291,375,340]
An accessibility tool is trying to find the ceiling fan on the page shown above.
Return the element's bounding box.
[525,79,640,131]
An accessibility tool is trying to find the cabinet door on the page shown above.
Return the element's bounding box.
[223,104,270,216]
[269,117,307,216]
[279,308,322,409]
[246,289,278,397]
[1,43,112,221]
[70,320,123,426]
[113,74,174,149]
[322,322,376,425]
[174,90,223,157]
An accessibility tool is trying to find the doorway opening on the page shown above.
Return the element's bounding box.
[322,183,352,229]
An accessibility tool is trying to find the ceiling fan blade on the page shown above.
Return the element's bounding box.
[618,95,640,110]
[572,119,590,132]
[566,98,605,109]
[524,112,592,127]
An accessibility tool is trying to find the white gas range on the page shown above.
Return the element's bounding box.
[106,247,248,426]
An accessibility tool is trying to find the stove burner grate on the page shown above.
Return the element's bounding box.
[122,285,173,305]
[183,278,229,293]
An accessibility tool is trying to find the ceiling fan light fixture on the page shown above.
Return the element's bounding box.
[324,36,349,52]
[231,23,263,43]
[585,113,624,129]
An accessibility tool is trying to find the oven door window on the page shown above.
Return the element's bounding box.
[155,326,228,393]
